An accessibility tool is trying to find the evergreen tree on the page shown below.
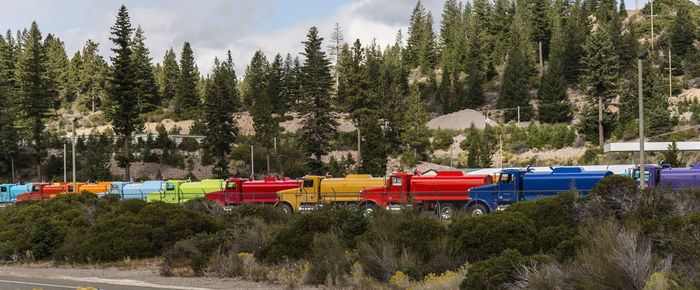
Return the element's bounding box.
[380,32,409,151]
[131,26,159,112]
[401,85,431,159]
[175,42,200,118]
[440,0,462,69]
[0,35,18,176]
[43,34,69,106]
[529,0,552,64]
[578,28,620,145]
[420,11,438,73]
[103,5,141,180]
[465,10,486,109]
[404,0,426,68]
[537,11,571,123]
[327,22,344,66]
[498,11,535,122]
[80,133,112,181]
[160,48,179,105]
[66,51,82,103]
[670,5,695,58]
[78,40,106,113]
[281,53,300,109]
[203,52,239,178]
[298,27,337,173]
[562,0,590,84]
[16,21,52,179]
[663,141,684,168]
[491,0,514,65]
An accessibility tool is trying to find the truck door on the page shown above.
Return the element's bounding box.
[299,179,315,204]
[497,173,516,203]
[165,183,177,203]
[227,181,240,204]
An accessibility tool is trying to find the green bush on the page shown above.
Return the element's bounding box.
[307,232,352,285]
[178,137,200,152]
[219,204,290,225]
[460,249,550,289]
[432,129,455,150]
[75,202,220,262]
[256,209,364,264]
[578,147,600,165]
[449,211,536,261]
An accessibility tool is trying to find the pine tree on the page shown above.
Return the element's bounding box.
[670,5,695,58]
[465,10,486,109]
[43,34,69,106]
[103,5,141,180]
[529,0,552,65]
[578,28,620,145]
[562,0,590,84]
[66,51,82,103]
[491,0,513,64]
[298,27,337,173]
[327,22,344,65]
[0,35,18,176]
[498,11,535,122]
[175,42,200,118]
[537,11,571,123]
[281,53,299,109]
[663,141,684,168]
[380,32,409,151]
[16,21,52,179]
[160,48,179,105]
[78,40,106,113]
[131,26,159,112]
[404,0,426,68]
[203,52,239,178]
[401,85,431,159]
[440,0,461,68]
[420,11,438,73]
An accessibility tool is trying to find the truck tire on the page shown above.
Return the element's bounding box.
[437,203,456,219]
[468,203,488,216]
[362,204,375,216]
[279,203,293,214]
[346,204,359,211]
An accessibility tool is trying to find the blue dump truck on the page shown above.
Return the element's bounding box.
[466,167,613,215]
[99,180,165,200]
[0,183,32,204]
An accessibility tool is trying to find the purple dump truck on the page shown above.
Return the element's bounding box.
[633,163,700,188]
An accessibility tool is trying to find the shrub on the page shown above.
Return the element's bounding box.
[221,204,290,224]
[449,211,536,261]
[307,232,352,285]
[182,198,223,219]
[432,129,455,150]
[178,137,200,152]
[578,147,599,165]
[460,249,524,289]
[577,175,638,221]
[256,209,354,263]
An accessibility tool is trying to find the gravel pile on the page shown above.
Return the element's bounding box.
[427,109,492,130]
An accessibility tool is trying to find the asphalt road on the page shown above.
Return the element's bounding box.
[0,273,195,290]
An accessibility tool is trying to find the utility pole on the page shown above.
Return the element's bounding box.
[63,140,67,183]
[638,51,648,189]
[517,106,520,125]
[357,126,361,167]
[539,41,543,74]
[598,96,604,147]
[250,144,254,178]
[651,0,654,50]
[72,118,77,193]
[669,46,672,100]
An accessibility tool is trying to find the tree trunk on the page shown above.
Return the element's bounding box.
[91,95,95,113]
[598,96,604,147]
[539,41,543,74]
[124,136,130,181]
[11,155,15,183]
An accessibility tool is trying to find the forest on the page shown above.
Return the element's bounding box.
[0,0,698,181]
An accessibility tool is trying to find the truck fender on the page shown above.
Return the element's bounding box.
[465,200,492,213]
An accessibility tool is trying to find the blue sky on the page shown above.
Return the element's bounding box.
[0,0,652,73]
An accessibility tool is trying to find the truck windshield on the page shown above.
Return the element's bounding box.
[33,186,39,191]
[500,173,513,184]
[391,177,402,186]
[0,187,6,192]
[303,179,313,188]
[227,182,236,190]
[166,184,175,190]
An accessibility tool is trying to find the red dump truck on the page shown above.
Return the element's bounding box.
[360,171,493,219]
[205,177,301,209]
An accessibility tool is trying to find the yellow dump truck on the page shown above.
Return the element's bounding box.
[276,174,386,213]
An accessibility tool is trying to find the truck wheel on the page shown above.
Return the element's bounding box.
[362,204,375,216]
[279,203,293,214]
[438,203,456,219]
[346,204,359,211]
[468,204,488,216]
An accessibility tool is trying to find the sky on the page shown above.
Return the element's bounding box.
[1,0,650,74]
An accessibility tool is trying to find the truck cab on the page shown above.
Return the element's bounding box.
[147,180,187,203]
[277,176,324,213]
[18,183,70,201]
[98,181,134,198]
[467,167,612,215]
[276,174,385,213]
[0,183,31,203]
[631,164,662,187]
[633,163,700,189]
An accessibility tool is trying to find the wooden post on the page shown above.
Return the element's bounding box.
[669,46,672,100]
[539,41,543,74]
[651,0,654,50]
